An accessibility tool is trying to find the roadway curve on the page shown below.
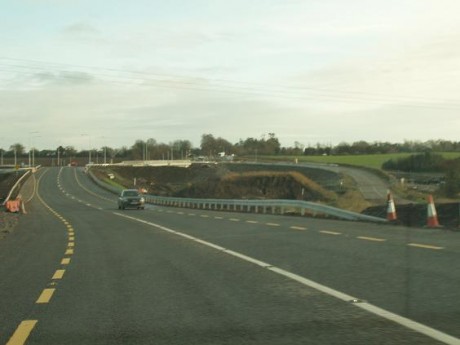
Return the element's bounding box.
[1,167,459,344]
[245,161,391,202]
[294,162,390,202]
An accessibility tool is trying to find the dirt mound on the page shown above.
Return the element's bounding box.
[175,171,335,201]
[363,202,460,229]
[92,163,338,202]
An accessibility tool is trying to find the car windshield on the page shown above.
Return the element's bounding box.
[1,1,460,344]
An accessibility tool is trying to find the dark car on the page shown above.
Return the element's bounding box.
[118,189,145,210]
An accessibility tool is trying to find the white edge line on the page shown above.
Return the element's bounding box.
[112,212,460,345]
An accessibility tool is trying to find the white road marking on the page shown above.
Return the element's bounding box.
[320,230,341,235]
[113,211,460,345]
[290,226,307,231]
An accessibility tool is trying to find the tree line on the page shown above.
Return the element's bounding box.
[2,136,460,162]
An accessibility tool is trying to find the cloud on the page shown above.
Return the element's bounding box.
[61,21,99,36]
[31,71,95,86]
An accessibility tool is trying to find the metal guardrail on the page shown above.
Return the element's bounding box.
[87,168,387,223]
[1,169,31,205]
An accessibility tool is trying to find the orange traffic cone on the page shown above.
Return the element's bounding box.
[426,195,440,227]
[386,191,397,221]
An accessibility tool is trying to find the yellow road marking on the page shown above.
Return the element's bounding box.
[246,220,258,224]
[408,243,444,250]
[65,249,74,255]
[52,270,65,280]
[68,242,74,247]
[290,226,307,231]
[357,236,386,242]
[69,236,75,241]
[266,223,280,227]
[6,320,38,345]
[36,288,55,304]
[320,230,341,235]
[61,258,71,265]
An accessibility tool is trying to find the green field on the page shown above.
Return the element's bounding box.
[254,152,460,170]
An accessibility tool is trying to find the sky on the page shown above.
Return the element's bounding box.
[1,0,460,151]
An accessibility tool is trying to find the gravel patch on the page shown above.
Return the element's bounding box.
[0,210,19,240]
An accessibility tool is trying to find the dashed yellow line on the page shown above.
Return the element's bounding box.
[52,269,65,280]
[65,249,74,255]
[246,220,258,224]
[320,230,341,236]
[69,236,75,241]
[357,236,386,242]
[36,288,56,304]
[6,320,38,345]
[68,242,75,247]
[61,258,71,265]
[408,243,444,250]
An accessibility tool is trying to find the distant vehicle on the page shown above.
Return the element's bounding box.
[118,189,145,210]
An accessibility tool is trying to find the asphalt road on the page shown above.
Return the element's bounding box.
[1,167,459,344]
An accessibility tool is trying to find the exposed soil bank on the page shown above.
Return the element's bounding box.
[364,202,460,230]
[93,163,340,201]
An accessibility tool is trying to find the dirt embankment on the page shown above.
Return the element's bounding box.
[92,163,364,207]
[0,170,28,239]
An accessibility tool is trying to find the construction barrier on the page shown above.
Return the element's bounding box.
[5,195,26,214]
[5,199,20,213]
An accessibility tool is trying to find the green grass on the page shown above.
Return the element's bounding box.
[253,152,460,170]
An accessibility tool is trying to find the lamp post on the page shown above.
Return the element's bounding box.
[28,131,39,167]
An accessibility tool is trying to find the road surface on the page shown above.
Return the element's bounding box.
[1,167,459,344]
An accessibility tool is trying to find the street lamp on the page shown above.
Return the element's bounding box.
[27,131,40,167]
